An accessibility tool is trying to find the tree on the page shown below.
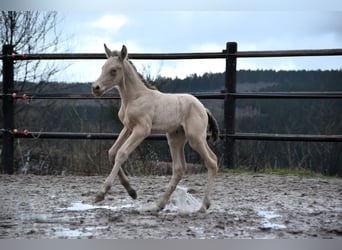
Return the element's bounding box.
[0,11,62,85]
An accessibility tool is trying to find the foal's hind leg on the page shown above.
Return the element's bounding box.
[187,133,218,212]
[142,129,187,212]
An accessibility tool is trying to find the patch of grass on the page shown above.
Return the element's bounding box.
[218,168,255,175]
[219,167,327,178]
[260,168,326,178]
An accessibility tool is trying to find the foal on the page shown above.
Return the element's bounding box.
[92,44,219,212]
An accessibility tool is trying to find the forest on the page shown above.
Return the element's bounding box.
[1,69,341,176]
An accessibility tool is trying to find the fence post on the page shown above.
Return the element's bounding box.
[224,42,237,168]
[1,44,15,174]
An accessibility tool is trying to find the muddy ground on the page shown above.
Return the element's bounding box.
[0,173,341,239]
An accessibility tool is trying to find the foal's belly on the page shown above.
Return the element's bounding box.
[151,113,181,134]
[150,94,182,133]
[151,124,181,134]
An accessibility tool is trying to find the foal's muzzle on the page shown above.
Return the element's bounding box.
[92,84,102,96]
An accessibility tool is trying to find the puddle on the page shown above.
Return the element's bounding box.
[59,201,134,212]
[188,226,206,238]
[256,209,286,230]
[257,210,281,220]
[53,225,109,239]
[53,227,92,238]
[60,186,201,215]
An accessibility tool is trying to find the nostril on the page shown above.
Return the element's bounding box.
[93,85,100,92]
[92,85,102,96]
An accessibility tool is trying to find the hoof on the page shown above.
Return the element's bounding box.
[128,189,137,200]
[94,192,105,203]
[198,201,210,213]
[198,206,207,213]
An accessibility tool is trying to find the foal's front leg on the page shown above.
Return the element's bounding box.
[95,127,148,203]
[97,165,137,202]
[95,127,136,202]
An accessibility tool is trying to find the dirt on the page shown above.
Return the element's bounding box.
[0,173,341,239]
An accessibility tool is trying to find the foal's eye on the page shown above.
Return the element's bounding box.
[111,69,117,75]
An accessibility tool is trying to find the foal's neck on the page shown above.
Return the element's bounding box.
[117,62,152,103]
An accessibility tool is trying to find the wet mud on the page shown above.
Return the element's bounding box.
[0,173,341,239]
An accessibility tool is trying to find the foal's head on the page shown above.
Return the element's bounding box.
[92,44,128,96]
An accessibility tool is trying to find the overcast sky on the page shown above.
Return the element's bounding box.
[3,0,342,82]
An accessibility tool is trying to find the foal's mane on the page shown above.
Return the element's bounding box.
[111,50,157,90]
[127,60,157,90]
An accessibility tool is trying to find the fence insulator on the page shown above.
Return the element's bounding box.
[11,53,27,59]
[0,93,28,99]
[11,128,29,136]
[11,93,27,99]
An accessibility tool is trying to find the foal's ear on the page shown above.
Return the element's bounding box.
[120,45,128,61]
[104,43,112,58]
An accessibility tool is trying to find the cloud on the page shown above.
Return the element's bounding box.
[6,0,342,11]
[92,15,128,31]
[131,59,225,80]
[54,11,342,82]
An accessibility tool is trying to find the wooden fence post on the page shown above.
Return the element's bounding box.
[1,44,15,174]
[224,42,237,168]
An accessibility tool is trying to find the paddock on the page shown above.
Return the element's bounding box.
[1,42,342,239]
[1,172,341,239]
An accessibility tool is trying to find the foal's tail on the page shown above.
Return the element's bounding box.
[206,109,219,143]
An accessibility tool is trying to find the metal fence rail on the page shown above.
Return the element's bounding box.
[1,42,342,174]
[1,48,341,60]
[3,130,341,143]
[2,91,342,100]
